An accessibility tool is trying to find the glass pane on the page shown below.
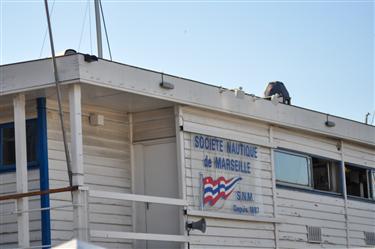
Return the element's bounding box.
[372,171,375,200]
[1,120,37,168]
[275,151,310,186]
[26,121,37,163]
[2,127,15,166]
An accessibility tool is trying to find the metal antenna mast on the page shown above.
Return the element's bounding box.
[94,0,103,58]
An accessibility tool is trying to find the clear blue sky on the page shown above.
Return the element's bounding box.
[1,0,374,123]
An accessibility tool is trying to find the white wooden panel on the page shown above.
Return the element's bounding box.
[343,142,375,167]
[273,126,341,160]
[277,188,351,248]
[181,109,276,248]
[47,99,132,248]
[133,107,175,141]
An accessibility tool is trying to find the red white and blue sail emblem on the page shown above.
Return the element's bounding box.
[203,176,242,206]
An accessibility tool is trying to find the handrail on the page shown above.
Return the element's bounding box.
[0,186,79,201]
[0,203,82,217]
[89,190,187,206]
[90,230,189,243]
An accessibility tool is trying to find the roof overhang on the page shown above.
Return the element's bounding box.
[1,54,374,147]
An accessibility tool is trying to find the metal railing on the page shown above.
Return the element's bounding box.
[89,190,189,243]
[0,186,190,248]
[0,186,79,249]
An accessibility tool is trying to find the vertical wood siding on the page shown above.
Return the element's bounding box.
[47,100,132,248]
[0,101,41,248]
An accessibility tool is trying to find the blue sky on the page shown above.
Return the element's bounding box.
[1,0,374,123]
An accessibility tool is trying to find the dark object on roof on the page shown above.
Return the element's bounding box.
[264,81,291,105]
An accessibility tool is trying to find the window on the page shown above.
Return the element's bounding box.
[0,119,38,172]
[275,149,341,193]
[275,150,311,186]
[312,158,340,193]
[345,164,373,199]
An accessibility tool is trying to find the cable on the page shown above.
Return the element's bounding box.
[99,0,113,60]
[77,0,90,51]
[39,0,56,58]
[43,0,73,191]
[88,0,93,54]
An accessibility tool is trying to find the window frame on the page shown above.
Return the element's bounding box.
[345,162,375,201]
[0,118,39,173]
[275,148,344,195]
[274,149,313,189]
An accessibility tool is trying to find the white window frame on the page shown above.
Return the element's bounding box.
[274,149,313,189]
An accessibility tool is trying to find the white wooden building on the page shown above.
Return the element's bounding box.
[0,53,374,249]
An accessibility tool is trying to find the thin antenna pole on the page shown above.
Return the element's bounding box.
[43,0,73,188]
[99,0,112,60]
[94,0,103,58]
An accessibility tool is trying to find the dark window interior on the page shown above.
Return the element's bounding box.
[312,158,340,193]
[0,120,37,169]
[346,165,369,198]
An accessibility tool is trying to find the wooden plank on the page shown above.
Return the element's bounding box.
[187,210,283,223]
[13,93,30,248]
[89,190,187,206]
[90,230,188,242]
[181,107,269,137]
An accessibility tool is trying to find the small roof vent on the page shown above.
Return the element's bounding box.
[264,81,291,105]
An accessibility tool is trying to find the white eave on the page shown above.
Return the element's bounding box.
[1,53,374,147]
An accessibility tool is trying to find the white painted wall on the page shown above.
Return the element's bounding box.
[181,106,375,249]
[181,106,276,248]
[273,126,375,248]
[47,100,132,248]
[132,107,175,142]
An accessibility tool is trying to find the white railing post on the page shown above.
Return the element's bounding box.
[69,84,88,240]
[13,93,30,248]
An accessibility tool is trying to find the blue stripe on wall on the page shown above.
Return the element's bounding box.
[37,98,51,248]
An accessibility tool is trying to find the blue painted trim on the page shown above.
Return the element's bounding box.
[37,98,51,248]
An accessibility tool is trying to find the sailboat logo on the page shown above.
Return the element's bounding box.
[203,176,242,206]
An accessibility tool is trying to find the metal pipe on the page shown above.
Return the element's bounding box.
[43,0,73,189]
[340,140,350,247]
[94,0,103,58]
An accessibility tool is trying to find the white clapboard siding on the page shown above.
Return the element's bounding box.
[181,107,270,147]
[47,99,132,248]
[273,126,342,161]
[274,125,375,247]
[132,107,175,142]
[277,188,347,248]
[347,199,375,247]
[0,170,41,247]
[181,107,275,248]
[343,141,375,168]
[188,216,275,249]
[0,100,37,123]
